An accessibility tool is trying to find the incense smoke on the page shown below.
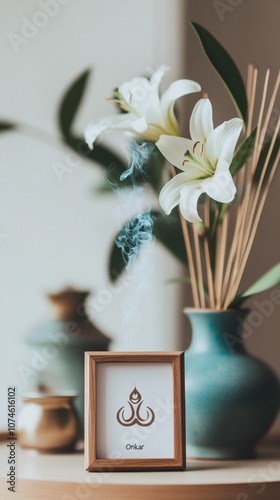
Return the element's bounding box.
[120,141,155,186]
[116,211,154,269]
[116,141,155,268]
[113,141,155,346]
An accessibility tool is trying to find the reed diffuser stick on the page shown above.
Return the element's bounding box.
[193,224,205,308]
[170,166,200,307]
[203,199,215,309]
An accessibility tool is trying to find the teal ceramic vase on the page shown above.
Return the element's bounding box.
[26,288,110,436]
[184,309,280,459]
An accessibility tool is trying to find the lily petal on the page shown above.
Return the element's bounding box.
[144,105,165,129]
[159,172,198,215]
[130,116,149,134]
[150,65,169,90]
[84,115,123,148]
[202,159,236,203]
[161,79,201,132]
[205,117,243,166]
[156,135,195,170]
[84,114,136,148]
[119,76,161,116]
[190,98,213,143]
[179,183,205,223]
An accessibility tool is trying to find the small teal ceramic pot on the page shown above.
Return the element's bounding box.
[26,289,110,437]
[184,309,280,459]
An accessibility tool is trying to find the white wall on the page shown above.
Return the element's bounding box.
[0,0,186,428]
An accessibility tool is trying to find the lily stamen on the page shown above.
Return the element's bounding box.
[193,141,200,154]
[183,150,213,176]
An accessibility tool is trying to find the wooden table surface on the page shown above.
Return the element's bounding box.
[0,439,280,500]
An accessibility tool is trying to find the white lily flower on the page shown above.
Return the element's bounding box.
[84,66,201,148]
[156,98,243,223]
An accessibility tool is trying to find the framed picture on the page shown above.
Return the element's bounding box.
[84,352,186,472]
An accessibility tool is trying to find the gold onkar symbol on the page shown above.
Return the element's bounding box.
[116,387,155,427]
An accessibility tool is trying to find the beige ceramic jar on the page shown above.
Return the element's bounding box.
[18,392,78,452]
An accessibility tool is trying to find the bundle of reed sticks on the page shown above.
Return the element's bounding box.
[178,65,280,310]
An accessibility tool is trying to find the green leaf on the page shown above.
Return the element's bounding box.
[108,211,153,282]
[140,143,166,194]
[63,135,127,175]
[191,22,247,124]
[57,70,128,174]
[253,135,280,186]
[230,262,280,307]
[166,276,190,285]
[0,121,16,132]
[58,69,90,138]
[230,128,257,176]
[108,239,128,282]
[153,211,186,264]
[108,210,187,282]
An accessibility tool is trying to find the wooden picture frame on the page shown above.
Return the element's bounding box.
[85,352,186,472]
